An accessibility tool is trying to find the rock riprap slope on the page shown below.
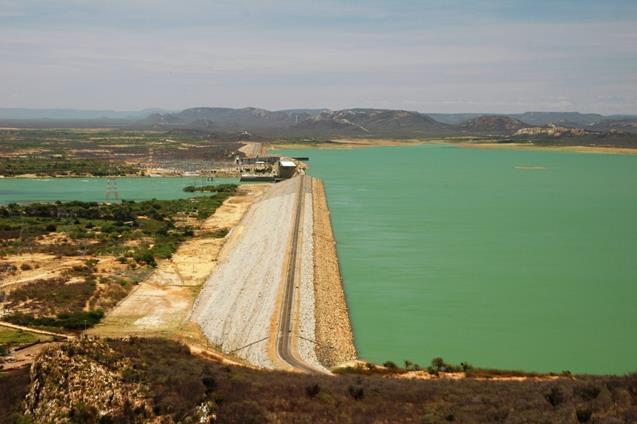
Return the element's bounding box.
[190,178,300,368]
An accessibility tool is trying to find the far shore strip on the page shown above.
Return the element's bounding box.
[266,139,637,155]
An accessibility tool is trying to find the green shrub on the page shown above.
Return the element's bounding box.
[306,384,321,398]
[383,361,399,371]
[5,310,104,330]
[545,386,565,407]
[134,250,156,267]
[576,408,592,423]
[348,385,364,400]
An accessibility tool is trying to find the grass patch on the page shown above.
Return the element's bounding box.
[183,183,238,193]
[0,327,46,355]
[5,310,104,331]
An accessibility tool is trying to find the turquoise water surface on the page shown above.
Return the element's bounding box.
[284,144,637,374]
[0,177,239,204]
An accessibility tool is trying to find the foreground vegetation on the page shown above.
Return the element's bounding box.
[0,185,237,331]
[0,366,30,424]
[2,337,635,423]
[183,183,238,193]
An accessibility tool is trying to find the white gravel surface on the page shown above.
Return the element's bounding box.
[295,190,327,372]
[190,179,299,368]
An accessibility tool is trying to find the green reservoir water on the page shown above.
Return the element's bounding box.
[284,145,637,374]
[0,177,239,204]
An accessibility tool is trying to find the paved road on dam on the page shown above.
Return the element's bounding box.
[190,175,326,372]
[275,175,323,373]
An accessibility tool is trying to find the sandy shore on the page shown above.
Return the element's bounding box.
[311,179,357,367]
[268,138,427,152]
[453,142,637,155]
[268,138,637,155]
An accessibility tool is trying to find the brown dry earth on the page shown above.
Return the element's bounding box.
[0,341,60,371]
[0,255,128,289]
[89,184,270,340]
[311,179,357,367]
[239,141,266,157]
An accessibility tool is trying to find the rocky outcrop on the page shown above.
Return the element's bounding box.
[514,124,591,137]
[23,337,153,423]
[459,115,528,133]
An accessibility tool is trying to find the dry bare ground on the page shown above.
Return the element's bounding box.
[89,184,269,339]
[0,254,83,291]
[238,141,266,157]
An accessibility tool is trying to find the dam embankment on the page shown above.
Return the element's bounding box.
[189,176,356,370]
[190,178,299,368]
[311,178,357,367]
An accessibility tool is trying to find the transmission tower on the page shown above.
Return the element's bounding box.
[18,225,29,257]
[105,177,120,201]
[103,156,121,201]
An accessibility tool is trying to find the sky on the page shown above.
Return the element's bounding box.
[1,0,636,114]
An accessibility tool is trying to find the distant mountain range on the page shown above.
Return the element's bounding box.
[2,107,636,137]
[458,116,528,133]
[142,108,637,136]
[428,112,637,127]
[144,107,322,131]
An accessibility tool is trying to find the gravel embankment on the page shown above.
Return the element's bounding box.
[312,178,357,367]
[295,179,327,371]
[190,178,299,368]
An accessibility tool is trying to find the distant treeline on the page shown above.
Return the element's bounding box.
[183,183,238,193]
[0,158,140,177]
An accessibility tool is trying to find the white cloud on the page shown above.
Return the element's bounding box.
[0,3,635,113]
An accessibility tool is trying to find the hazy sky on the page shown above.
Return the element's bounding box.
[1,0,636,113]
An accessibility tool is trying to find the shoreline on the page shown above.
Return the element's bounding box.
[311,178,357,367]
[267,138,637,155]
[452,141,637,155]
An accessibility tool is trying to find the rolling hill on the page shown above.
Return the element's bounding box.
[458,115,529,134]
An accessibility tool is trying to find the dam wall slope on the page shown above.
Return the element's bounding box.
[190,178,299,368]
[312,179,357,367]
